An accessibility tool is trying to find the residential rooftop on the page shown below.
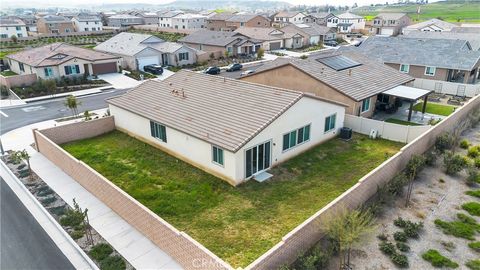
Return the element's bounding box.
[179,30,255,47]
[95,32,186,55]
[337,12,364,19]
[0,18,26,26]
[225,14,262,23]
[403,18,457,31]
[374,13,408,20]
[275,11,304,18]
[404,30,480,51]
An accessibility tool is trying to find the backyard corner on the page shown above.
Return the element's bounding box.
[61,130,403,268]
[413,102,457,117]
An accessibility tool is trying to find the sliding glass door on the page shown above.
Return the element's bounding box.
[245,141,271,178]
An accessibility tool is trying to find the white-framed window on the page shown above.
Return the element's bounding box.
[212,145,224,166]
[150,121,167,142]
[44,67,53,77]
[19,63,25,72]
[399,64,409,73]
[324,114,336,133]
[64,65,80,75]
[179,52,189,61]
[425,66,436,76]
[361,98,371,113]
[282,124,311,151]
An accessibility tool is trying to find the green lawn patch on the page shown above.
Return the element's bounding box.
[422,249,458,268]
[466,260,480,270]
[62,131,402,267]
[469,241,480,252]
[434,213,480,240]
[0,70,17,77]
[466,190,480,198]
[385,118,422,126]
[462,202,480,216]
[412,102,456,116]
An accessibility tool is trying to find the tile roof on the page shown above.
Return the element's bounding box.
[350,36,480,71]
[403,18,457,31]
[158,11,184,18]
[179,30,258,47]
[94,32,187,56]
[208,12,235,21]
[41,15,70,22]
[282,23,333,36]
[225,14,261,23]
[306,12,332,19]
[234,27,285,41]
[375,13,408,20]
[106,70,341,152]
[404,30,480,50]
[0,18,26,26]
[247,51,413,101]
[452,27,480,34]
[337,12,363,19]
[275,11,303,18]
[74,14,101,22]
[7,43,120,67]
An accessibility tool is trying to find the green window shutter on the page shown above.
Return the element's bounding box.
[324,116,330,132]
[218,148,224,165]
[282,133,289,150]
[297,127,304,144]
[75,65,80,74]
[304,125,310,141]
[150,121,155,137]
[213,146,218,162]
[161,125,167,142]
[289,130,296,148]
[331,114,336,130]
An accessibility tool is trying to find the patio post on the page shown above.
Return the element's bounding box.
[422,95,428,114]
[408,101,413,122]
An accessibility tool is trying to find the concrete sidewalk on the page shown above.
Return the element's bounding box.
[1,116,183,270]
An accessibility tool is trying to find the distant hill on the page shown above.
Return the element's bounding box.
[353,1,480,23]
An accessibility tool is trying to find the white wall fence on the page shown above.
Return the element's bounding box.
[344,115,432,143]
[410,78,480,98]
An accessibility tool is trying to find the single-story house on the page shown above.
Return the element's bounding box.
[107,70,347,185]
[224,14,271,30]
[281,23,336,46]
[240,51,413,117]
[107,14,144,28]
[402,18,458,35]
[179,30,262,57]
[404,30,480,51]
[366,13,411,36]
[350,36,480,84]
[304,12,335,25]
[233,27,286,50]
[94,32,197,70]
[6,42,121,81]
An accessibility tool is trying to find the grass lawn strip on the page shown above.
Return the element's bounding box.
[62,131,402,267]
[422,249,459,268]
[412,102,456,116]
[0,70,17,77]
[385,118,423,126]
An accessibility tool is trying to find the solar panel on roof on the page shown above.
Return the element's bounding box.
[316,55,362,71]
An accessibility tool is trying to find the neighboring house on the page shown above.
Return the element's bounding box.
[71,14,103,32]
[279,26,308,49]
[282,23,336,46]
[107,70,347,185]
[171,13,207,30]
[0,18,28,38]
[404,30,480,51]
[326,14,340,28]
[137,12,160,26]
[107,14,144,28]
[199,10,217,18]
[367,13,411,36]
[234,27,286,50]
[350,36,480,84]
[224,14,271,30]
[335,12,365,33]
[240,51,413,117]
[206,12,235,31]
[36,15,74,34]
[179,30,262,57]
[402,18,457,35]
[94,32,197,70]
[304,12,335,25]
[16,14,37,32]
[6,43,120,81]
[158,11,184,28]
[273,11,306,27]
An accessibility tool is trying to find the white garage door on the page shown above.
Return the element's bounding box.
[380,28,394,36]
[137,56,160,71]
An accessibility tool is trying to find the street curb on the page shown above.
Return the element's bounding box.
[0,159,99,270]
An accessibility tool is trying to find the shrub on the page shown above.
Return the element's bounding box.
[469,241,480,252]
[391,253,409,268]
[466,260,480,270]
[475,158,480,169]
[300,54,308,59]
[379,241,396,255]
[387,173,408,196]
[89,243,113,262]
[443,151,468,175]
[405,155,426,178]
[425,150,437,166]
[466,189,480,198]
[396,242,410,252]
[441,241,456,251]
[466,167,480,186]
[435,133,453,153]
[422,249,459,268]
[99,255,126,270]
[462,202,480,216]
[457,213,478,225]
[394,217,408,228]
[40,196,56,205]
[70,230,84,240]
[393,231,408,242]
[460,139,470,149]
[37,186,54,197]
[434,219,476,240]
[377,233,388,241]
[469,146,480,158]
[403,221,423,238]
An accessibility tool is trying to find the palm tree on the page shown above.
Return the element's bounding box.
[64,95,82,118]
[325,207,376,270]
[12,149,32,181]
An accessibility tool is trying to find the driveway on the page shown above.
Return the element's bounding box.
[155,69,175,81]
[98,73,142,89]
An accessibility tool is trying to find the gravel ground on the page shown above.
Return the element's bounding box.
[341,124,480,270]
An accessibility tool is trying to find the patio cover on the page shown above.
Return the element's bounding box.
[382,85,433,101]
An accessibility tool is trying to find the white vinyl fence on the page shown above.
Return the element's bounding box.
[410,78,480,98]
[344,115,432,143]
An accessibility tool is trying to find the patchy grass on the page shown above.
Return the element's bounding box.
[462,202,480,216]
[412,102,456,116]
[466,190,480,198]
[0,70,17,77]
[469,241,480,252]
[422,249,459,268]
[62,131,402,267]
[434,213,480,240]
[385,118,423,126]
[466,259,480,270]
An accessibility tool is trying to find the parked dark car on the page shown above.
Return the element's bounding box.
[226,63,243,72]
[143,64,163,75]
[324,40,338,47]
[204,66,221,75]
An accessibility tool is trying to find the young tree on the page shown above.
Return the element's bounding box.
[405,154,426,207]
[325,208,376,269]
[256,48,265,60]
[12,149,32,181]
[64,95,82,118]
[44,79,57,96]
[10,35,18,43]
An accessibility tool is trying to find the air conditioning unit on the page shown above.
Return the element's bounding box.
[370,129,378,139]
[340,127,352,141]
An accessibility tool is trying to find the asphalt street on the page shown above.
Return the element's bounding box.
[1,178,75,270]
[0,88,129,135]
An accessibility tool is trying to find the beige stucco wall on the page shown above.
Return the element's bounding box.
[240,65,375,117]
[206,20,228,31]
[387,63,449,81]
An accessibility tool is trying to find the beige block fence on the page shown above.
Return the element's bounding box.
[33,94,480,270]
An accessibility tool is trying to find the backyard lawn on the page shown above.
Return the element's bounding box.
[0,70,17,77]
[413,102,456,116]
[385,118,423,126]
[62,130,403,267]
